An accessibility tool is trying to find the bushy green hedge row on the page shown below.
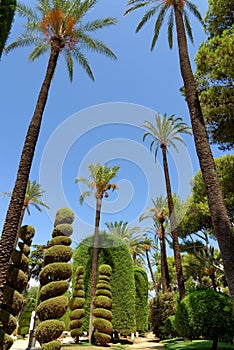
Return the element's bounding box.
[73,233,135,335]
[134,267,148,333]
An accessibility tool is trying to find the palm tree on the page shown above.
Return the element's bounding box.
[3,179,49,248]
[140,195,171,292]
[142,237,158,294]
[75,162,119,339]
[124,0,234,306]
[105,220,146,265]
[0,0,117,308]
[142,113,191,299]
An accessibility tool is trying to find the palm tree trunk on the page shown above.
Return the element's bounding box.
[145,249,158,295]
[161,145,185,299]
[174,5,234,308]
[89,195,102,341]
[159,224,171,292]
[0,37,62,309]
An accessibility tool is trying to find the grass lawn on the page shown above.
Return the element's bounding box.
[162,339,234,350]
[61,342,126,350]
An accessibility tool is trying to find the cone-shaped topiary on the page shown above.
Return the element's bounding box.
[35,208,74,349]
[18,298,36,337]
[0,225,35,349]
[134,267,149,334]
[92,264,113,346]
[69,266,85,344]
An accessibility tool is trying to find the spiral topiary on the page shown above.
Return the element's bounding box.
[92,264,113,346]
[0,225,35,349]
[69,266,85,343]
[35,208,74,350]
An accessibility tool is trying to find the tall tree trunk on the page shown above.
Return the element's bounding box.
[161,145,186,299]
[0,37,62,309]
[89,195,102,342]
[145,249,158,295]
[159,223,171,291]
[174,5,234,308]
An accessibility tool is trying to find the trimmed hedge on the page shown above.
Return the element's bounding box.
[18,298,36,336]
[134,267,148,333]
[73,233,135,335]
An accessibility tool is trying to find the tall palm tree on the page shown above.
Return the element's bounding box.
[0,0,117,308]
[142,113,191,299]
[105,220,146,265]
[75,162,119,339]
[124,0,234,306]
[140,195,171,292]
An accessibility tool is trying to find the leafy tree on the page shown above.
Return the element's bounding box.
[0,225,35,349]
[29,244,47,281]
[35,208,73,350]
[105,221,145,265]
[175,289,234,350]
[142,237,158,295]
[92,264,113,346]
[0,0,16,57]
[69,266,85,344]
[75,162,119,338]
[195,0,234,150]
[140,196,171,293]
[134,266,148,333]
[0,0,117,309]
[73,233,135,336]
[124,0,234,306]
[142,113,191,299]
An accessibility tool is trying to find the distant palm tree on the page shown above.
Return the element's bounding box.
[142,237,158,294]
[142,113,191,299]
[75,162,119,339]
[105,220,145,265]
[140,195,171,292]
[0,0,117,309]
[125,0,234,305]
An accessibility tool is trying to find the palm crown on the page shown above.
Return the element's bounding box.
[142,113,191,159]
[124,0,203,50]
[76,162,120,204]
[6,0,117,80]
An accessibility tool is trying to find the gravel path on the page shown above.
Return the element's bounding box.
[127,333,166,349]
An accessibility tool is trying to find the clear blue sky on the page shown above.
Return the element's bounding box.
[0,0,228,249]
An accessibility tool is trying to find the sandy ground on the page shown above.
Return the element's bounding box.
[10,333,166,350]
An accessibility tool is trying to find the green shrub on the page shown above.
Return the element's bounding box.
[18,298,36,336]
[54,208,74,226]
[44,245,73,265]
[18,242,30,256]
[93,295,112,310]
[175,289,234,343]
[48,236,72,247]
[96,289,112,298]
[35,320,65,344]
[3,285,24,315]
[0,310,17,335]
[52,224,73,238]
[93,308,112,321]
[70,309,85,320]
[10,250,28,272]
[42,340,62,350]
[37,296,68,321]
[6,267,28,293]
[70,328,83,338]
[40,281,69,302]
[93,331,111,345]
[70,297,85,310]
[18,225,35,245]
[39,263,72,285]
[0,330,13,350]
[164,315,178,338]
[134,266,148,333]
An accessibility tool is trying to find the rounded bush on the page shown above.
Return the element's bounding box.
[54,208,74,226]
[99,264,112,276]
[52,224,73,238]
[48,236,72,247]
[37,296,68,321]
[3,285,24,315]
[6,267,28,293]
[18,225,35,245]
[70,297,85,311]
[18,242,30,256]
[70,319,83,329]
[94,331,111,345]
[70,309,85,320]
[70,328,83,338]
[42,340,62,350]
[40,281,69,302]
[39,263,72,286]
[35,320,65,344]
[96,282,111,291]
[0,330,13,350]
[0,310,17,335]
[10,251,28,272]
[98,275,110,283]
[44,245,72,265]
[93,318,112,335]
[93,296,112,310]
[93,308,112,321]
[96,289,112,298]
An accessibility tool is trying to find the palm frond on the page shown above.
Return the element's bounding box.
[5,34,43,54]
[79,190,92,205]
[186,0,203,24]
[167,8,174,49]
[136,6,158,33]
[64,48,74,81]
[29,41,50,61]
[75,176,93,187]
[71,47,94,81]
[183,9,194,44]
[17,2,39,22]
[124,1,151,17]
[151,4,168,50]
[82,18,118,32]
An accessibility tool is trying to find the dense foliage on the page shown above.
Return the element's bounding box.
[0,0,16,57]
[18,298,36,337]
[0,225,35,349]
[35,208,73,350]
[69,266,85,343]
[93,264,113,345]
[73,233,135,335]
[134,267,148,333]
[174,289,234,349]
